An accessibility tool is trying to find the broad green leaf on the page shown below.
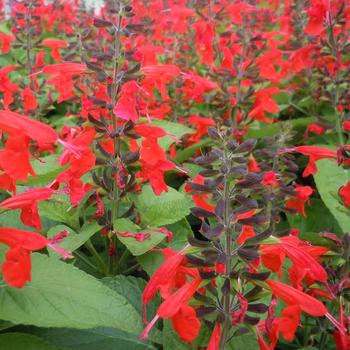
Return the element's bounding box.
[152,119,195,150]
[28,155,67,187]
[0,333,63,350]
[39,194,79,230]
[102,275,161,343]
[114,219,165,256]
[28,327,156,350]
[313,158,350,234]
[134,185,192,227]
[0,253,142,332]
[103,275,156,316]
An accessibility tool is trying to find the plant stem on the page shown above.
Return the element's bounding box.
[220,148,233,350]
[107,4,124,275]
[85,239,108,275]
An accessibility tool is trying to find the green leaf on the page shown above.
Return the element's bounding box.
[28,327,156,350]
[247,117,316,139]
[114,218,166,256]
[0,253,142,332]
[152,119,195,150]
[134,185,192,227]
[313,158,350,234]
[227,332,258,349]
[102,275,161,343]
[28,155,68,187]
[137,218,193,276]
[0,210,35,231]
[39,194,79,230]
[0,333,63,350]
[47,222,101,258]
[287,198,341,235]
[162,320,188,350]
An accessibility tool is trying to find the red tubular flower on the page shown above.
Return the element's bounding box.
[285,185,313,216]
[0,228,47,288]
[339,181,350,207]
[22,88,39,112]
[142,248,185,308]
[0,32,15,53]
[0,134,35,182]
[207,323,221,350]
[114,81,140,122]
[171,305,201,343]
[141,247,201,343]
[261,236,328,288]
[0,109,58,145]
[267,279,326,315]
[281,146,337,177]
[41,39,68,61]
[0,187,53,230]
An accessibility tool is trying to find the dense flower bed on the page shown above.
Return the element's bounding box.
[0,1,349,349]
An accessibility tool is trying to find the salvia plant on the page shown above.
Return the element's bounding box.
[0,0,348,349]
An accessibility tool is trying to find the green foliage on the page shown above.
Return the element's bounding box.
[134,185,193,227]
[313,158,350,234]
[0,252,142,332]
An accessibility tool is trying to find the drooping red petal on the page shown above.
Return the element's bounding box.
[0,110,58,144]
[267,280,327,317]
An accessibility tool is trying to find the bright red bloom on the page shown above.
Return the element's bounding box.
[141,247,201,343]
[237,225,255,245]
[0,134,35,181]
[261,236,328,288]
[0,32,15,53]
[114,81,140,122]
[22,88,39,112]
[285,184,313,216]
[207,323,221,350]
[249,88,281,123]
[0,187,53,230]
[0,228,47,288]
[282,146,337,177]
[0,110,58,145]
[339,181,350,207]
[41,39,68,61]
[171,305,200,343]
[267,280,327,316]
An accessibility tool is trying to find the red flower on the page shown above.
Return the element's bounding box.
[0,228,47,288]
[0,134,35,182]
[0,187,53,230]
[0,109,58,145]
[267,280,327,316]
[285,184,313,216]
[0,32,15,53]
[171,305,201,343]
[237,225,255,245]
[21,88,39,112]
[141,247,201,343]
[114,81,140,122]
[339,181,350,207]
[207,323,221,350]
[281,146,337,177]
[41,39,68,61]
